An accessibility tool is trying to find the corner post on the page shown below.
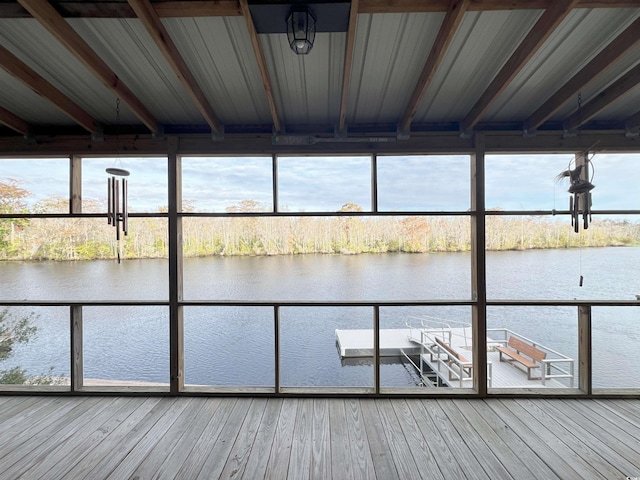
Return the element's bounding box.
[578,305,592,394]
[70,156,83,391]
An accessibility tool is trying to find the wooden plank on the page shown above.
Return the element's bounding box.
[330,399,355,480]
[194,398,254,479]
[288,398,314,479]
[408,400,487,480]
[360,399,399,480]
[515,398,626,478]
[242,398,283,478]
[103,398,193,479]
[546,400,640,470]
[152,398,232,480]
[434,399,512,480]
[1,396,117,479]
[390,399,445,479]
[238,0,281,133]
[596,399,640,429]
[264,398,298,480]
[576,400,640,455]
[374,399,421,479]
[0,105,29,135]
[449,400,536,478]
[312,399,332,479]
[218,398,269,479]
[487,399,595,479]
[0,396,51,423]
[344,398,376,479]
[359,0,640,13]
[21,397,139,480]
[61,397,164,479]
[338,0,359,134]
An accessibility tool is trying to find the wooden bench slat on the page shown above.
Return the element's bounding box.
[497,336,546,380]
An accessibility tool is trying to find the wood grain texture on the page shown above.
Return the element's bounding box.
[0,396,638,479]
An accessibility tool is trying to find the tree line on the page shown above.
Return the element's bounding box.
[1,180,639,261]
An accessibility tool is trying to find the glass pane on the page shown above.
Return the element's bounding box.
[183,216,471,301]
[184,306,273,387]
[0,218,168,301]
[280,307,371,388]
[377,155,470,211]
[182,156,273,212]
[487,306,577,390]
[379,306,473,389]
[0,306,69,387]
[82,157,167,213]
[486,220,640,301]
[593,306,640,388]
[83,306,169,387]
[277,156,371,212]
[586,153,640,211]
[0,158,69,213]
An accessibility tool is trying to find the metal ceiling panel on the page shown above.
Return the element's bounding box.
[0,18,127,126]
[261,31,345,127]
[0,68,71,125]
[414,9,542,124]
[595,82,640,122]
[347,13,445,125]
[163,17,273,126]
[70,18,205,126]
[483,8,640,122]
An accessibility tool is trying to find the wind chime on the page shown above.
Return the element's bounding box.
[555,153,595,233]
[106,98,129,263]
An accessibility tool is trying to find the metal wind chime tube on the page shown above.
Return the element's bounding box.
[106,167,129,263]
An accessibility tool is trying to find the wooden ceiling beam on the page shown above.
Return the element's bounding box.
[0,106,30,135]
[625,109,640,134]
[338,0,359,134]
[17,0,160,133]
[127,0,223,134]
[0,0,636,19]
[238,0,282,133]
[563,62,640,132]
[399,0,468,134]
[459,0,579,134]
[0,44,98,133]
[525,16,640,133]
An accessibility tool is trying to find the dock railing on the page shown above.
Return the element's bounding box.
[487,328,575,387]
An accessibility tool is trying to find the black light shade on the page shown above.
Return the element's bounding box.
[286,7,316,55]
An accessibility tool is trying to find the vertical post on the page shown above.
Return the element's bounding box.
[70,305,83,391]
[69,156,83,390]
[371,154,378,212]
[578,305,592,394]
[373,305,380,394]
[274,305,280,393]
[272,154,278,213]
[168,136,184,394]
[70,155,82,214]
[471,133,487,396]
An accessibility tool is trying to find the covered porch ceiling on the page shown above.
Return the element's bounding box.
[0,0,639,147]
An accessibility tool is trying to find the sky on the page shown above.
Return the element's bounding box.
[1,153,639,215]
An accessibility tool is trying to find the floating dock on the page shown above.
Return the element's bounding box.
[335,328,421,358]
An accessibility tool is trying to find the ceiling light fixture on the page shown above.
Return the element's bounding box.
[286,6,316,55]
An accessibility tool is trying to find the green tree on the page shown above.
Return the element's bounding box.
[0,308,37,384]
[0,178,30,254]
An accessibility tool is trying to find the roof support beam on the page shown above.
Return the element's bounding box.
[524,16,640,133]
[238,0,282,133]
[18,0,160,133]
[127,0,223,134]
[338,0,360,134]
[459,0,579,135]
[563,62,640,132]
[0,106,30,135]
[0,44,98,133]
[398,0,468,134]
[625,109,640,135]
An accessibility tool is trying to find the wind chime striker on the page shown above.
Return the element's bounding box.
[106,98,129,263]
[555,153,595,233]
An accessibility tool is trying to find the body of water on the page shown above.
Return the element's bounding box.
[1,247,639,388]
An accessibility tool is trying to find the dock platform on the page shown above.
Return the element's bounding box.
[335,328,421,357]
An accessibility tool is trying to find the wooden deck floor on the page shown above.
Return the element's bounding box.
[0,396,639,479]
